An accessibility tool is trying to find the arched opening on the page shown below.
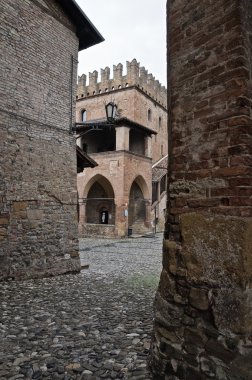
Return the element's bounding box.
[147,108,152,121]
[128,182,145,226]
[128,176,150,234]
[158,116,162,128]
[81,109,87,122]
[85,176,115,225]
[129,129,146,156]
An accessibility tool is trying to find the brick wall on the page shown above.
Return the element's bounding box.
[0,0,81,279]
[166,0,252,236]
[150,0,252,378]
[77,150,152,237]
[76,87,168,163]
[77,59,167,107]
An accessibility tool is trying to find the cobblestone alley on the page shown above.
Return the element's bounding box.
[0,234,163,380]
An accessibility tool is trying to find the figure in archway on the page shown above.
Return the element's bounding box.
[100,209,108,224]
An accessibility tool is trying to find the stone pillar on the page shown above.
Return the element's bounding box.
[150,1,252,379]
[78,198,87,236]
[145,136,152,158]
[115,126,130,151]
[115,201,128,237]
[145,199,152,229]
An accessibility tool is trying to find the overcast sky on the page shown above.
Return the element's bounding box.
[75,0,167,87]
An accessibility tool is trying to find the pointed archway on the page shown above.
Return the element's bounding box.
[128,176,151,234]
[85,175,115,225]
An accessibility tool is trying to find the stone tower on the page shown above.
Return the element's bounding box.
[150,0,252,379]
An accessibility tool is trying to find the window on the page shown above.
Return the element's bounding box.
[160,175,166,195]
[159,116,162,128]
[148,109,152,121]
[161,144,163,156]
[81,109,87,122]
[152,182,158,204]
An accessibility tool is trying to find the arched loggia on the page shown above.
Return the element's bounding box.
[84,175,115,225]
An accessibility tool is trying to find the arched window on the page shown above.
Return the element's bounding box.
[81,109,86,122]
[148,109,152,121]
[159,116,162,128]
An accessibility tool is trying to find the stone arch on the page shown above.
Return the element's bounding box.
[130,175,150,200]
[81,109,86,122]
[83,174,115,199]
[84,175,115,225]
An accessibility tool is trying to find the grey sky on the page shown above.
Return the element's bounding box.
[75,0,167,87]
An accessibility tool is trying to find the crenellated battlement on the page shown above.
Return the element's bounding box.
[77,59,167,107]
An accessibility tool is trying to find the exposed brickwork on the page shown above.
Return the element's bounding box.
[0,0,81,279]
[77,150,152,237]
[150,0,252,379]
[76,60,168,237]
[165,0,252,232]
[77,59,167,107]
[76,61,168,163]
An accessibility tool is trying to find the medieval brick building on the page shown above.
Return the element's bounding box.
[75,59,168,238]
[0,0,103,280]
[150,0,252,379]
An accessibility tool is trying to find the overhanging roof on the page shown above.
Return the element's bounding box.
[152,155,168,182]
[56,0,104,51]
[74,117,157,137]
[77,146,98,169]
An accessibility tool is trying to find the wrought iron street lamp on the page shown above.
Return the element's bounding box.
[105,102,117,122]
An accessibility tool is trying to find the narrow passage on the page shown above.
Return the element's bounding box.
[0,234,163,379]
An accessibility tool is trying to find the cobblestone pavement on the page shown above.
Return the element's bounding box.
[0,233,163,380]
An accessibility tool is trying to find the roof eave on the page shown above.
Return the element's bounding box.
[56,0,104,51]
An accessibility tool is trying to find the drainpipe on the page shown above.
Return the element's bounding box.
[69,55,78,135]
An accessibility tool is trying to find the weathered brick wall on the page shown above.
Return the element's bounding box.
[0,0,81,279]
[77,151,152,237]
[77,59,167,107]
[165,0,252,231]
[150,0,252,378]
[76,86,168,163]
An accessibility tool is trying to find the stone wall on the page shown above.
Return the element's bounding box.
[0,0,81,279]
[150,0,252,379]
